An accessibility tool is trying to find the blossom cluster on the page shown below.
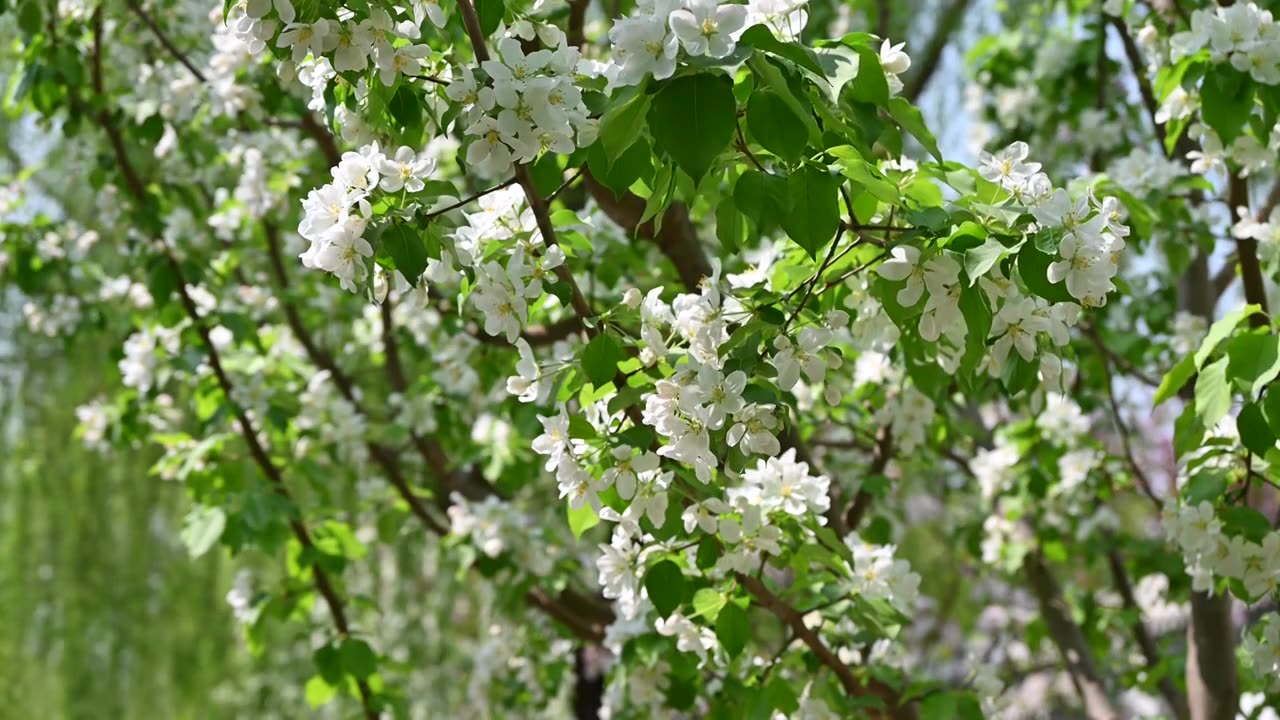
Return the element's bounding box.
[447,26,595,177]
[445,186,568,342]
[1243,614,1280,692]
[1164,500,1280,598]
[1170,2,1280,84]
[297,143,437,290]
[231,0,434,86]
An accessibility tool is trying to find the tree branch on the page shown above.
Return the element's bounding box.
[1105,549,1190,720]
[125,0,207,84]
[1023,552,1122,720]
[902,0,973,103]
[582,171,712,292]
[736,573,916,720]
[1228,173,1270,328]
[1186,591,1239,720]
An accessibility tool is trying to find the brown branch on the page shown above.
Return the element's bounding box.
[1186,591,1239,720]
[567,0,590,47]
[1105,550,1190,720]
[841,425,892,533]
[736,573,916,720]
[470,316,584,346]
[902,0,973,103]
[1023,553,1122,720]
[262,222,448,533]
[1228,173,1270,328]
[86,16,379,715]
[125,0,207,83]
[421,177,518,219]
[169,253,380,718]
[582,171,712,292]
[1085,328,1164,509]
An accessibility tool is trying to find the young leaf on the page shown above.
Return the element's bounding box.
[739,25,825,77]
[964,237,1008,285]
[568,502,600,539]
[1154,354,1196,407]
[1225,332,1280,399]
[648,73,737,183]
[180,505,226,558]
[887,97,943,163]
[1195,356,1231,429]
[715,600,751,658]
[1195,304,1260,368]
[691,588,727,622]
[599,86,651,160]
[644,560,686,619]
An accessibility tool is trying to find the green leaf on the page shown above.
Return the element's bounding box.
[588,139,652,197]
[1016,242,1073,304]
[1195,355,1231,429]
[1264,385,1280,436]
[1225,332,1280,399]
[599,86,651,160]
[1174,402,1207,459]
[389,83,425,144]
[314,644,345,684]
[581,333,623,387]
[958,285,992,380]
[1154,354,1196,407]
[1183,471,1227,505]
[846,47,889,107]
[764,677,799,713]
[1199,65,1254,143]
[715,600,751,658]
[734,169,791,228]
[696,537,719,570]
[887,97,943,163]
[475,0,504,36]
[1221,506,1271,543]
[648,73,737,183]
[716,199,749,255]
[1195,304,1260,368]
[568,502,601,539]
[829,146,899,202]
[691,588,727,622]
[963,237,1008,284]
[739,25,825,77]
[147,257,177,305]
[180,505,226,558]
[1237,402,1276,456]
[644,560,686,619]
[340,639,378,680]
[747,55,822,143]
[381,224,429,286]
[304,675,337,708]
[920,692,958,720]
[746,90,807,162]
[780,166,840,259]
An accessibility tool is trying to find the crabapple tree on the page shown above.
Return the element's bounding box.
[2,0,1280,717]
